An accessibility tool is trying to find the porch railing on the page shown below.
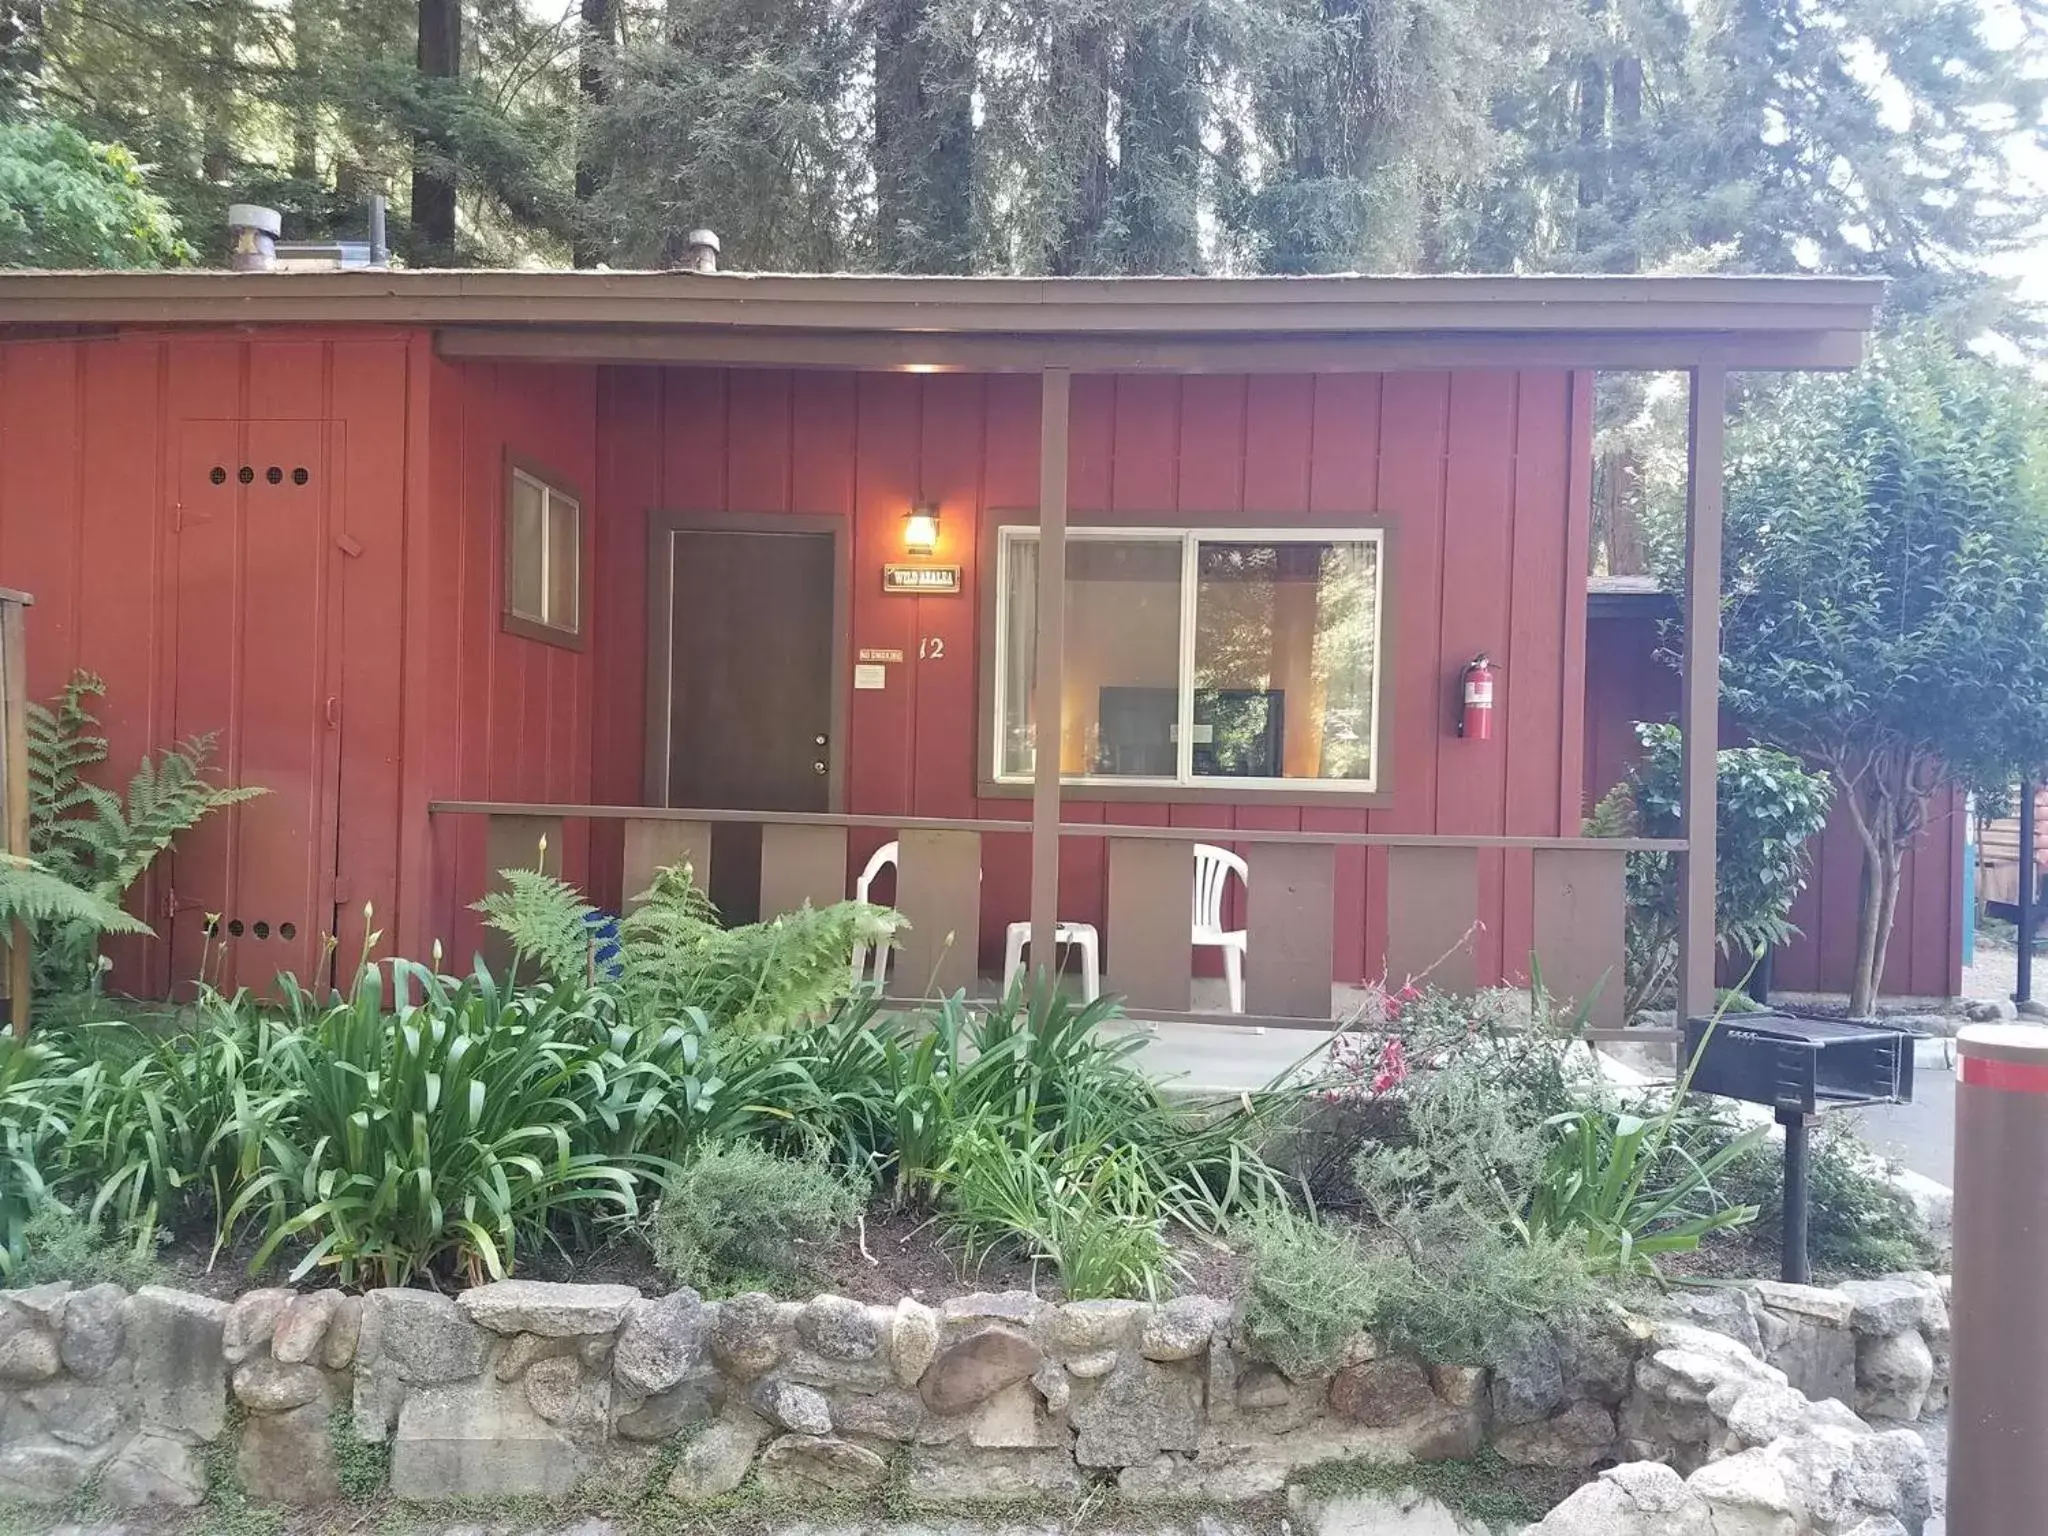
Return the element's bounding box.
[428,801,1684,1042]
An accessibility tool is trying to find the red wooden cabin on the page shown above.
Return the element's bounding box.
[0,269,1884,1030]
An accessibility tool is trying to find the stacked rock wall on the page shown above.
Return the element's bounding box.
[0,1276,1935,1535]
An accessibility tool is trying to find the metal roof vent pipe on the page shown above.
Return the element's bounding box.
[227,204,282,272]
[682,229,720,273]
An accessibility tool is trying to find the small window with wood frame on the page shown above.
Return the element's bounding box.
[504,461,583,647]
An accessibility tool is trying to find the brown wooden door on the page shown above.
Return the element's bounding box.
[660,524,840,915]
[665,526,837,811]
[663,528,839,921]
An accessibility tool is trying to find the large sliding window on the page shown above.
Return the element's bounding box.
[993,525,1385,791]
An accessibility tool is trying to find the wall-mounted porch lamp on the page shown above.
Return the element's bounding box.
[903,502,941,556]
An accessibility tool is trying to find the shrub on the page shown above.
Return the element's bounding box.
[1340,1044,1616,1365]
[12,1201,162,1290]
[1235,1201,1378,1377]
[1590,724,1833,1016]
[648,1139,868,1294]
[1708,1114,1940,1276]
[1358,1213,1607,1367]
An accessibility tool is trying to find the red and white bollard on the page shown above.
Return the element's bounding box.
[1948,1023,2048,1534]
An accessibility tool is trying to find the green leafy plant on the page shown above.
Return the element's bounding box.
[1525,1106,1762,1274]
[472,865,600,985]
[939,1120,1180,1300]
[62,1003,300,1257]
[247,963,691,1286]
[1235,1199,1379,1377]
[0,852,149,973]
[647,1138,868,1294]
[0,1033,85,1273]
[27,671,264,997]
[475,861,904,1033]
[777,984,1287,1230]
[327,1410,390,1503]
[1590,723,1833,1016]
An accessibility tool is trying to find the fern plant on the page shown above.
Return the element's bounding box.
[471,866,601,985]
[475,861,904,1034]
[26,671,264,997]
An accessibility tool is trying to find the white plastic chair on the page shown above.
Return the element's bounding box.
[851,840,900,988]
[853,840,1084,999]
[1192,843,1250,1013]
[1001,918,1101,1001]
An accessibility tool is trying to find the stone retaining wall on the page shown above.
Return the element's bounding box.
[0,1276,1935,1535]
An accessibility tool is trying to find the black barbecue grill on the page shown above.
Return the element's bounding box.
[1682,1010,1919,1283]
[1682,1012,1916,1115]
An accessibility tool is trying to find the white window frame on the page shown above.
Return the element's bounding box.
[991,523,1386,793]
[504,464,583,645]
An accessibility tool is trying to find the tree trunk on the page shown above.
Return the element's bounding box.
[1850,830,1884,1019]
[290,0,321,183]
[873,0,975,273]
[1112,14,1203,273]
[202,2,243,185]
[1843,764,1927,1019]
[1573,0,1608,258]
[1047,20,1110,275]
[0,0,43,119]
[572,0,616,267]
[410,0,462,267]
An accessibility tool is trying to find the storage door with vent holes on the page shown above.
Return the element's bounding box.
[169,420,343,996]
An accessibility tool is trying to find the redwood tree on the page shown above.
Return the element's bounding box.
[1720,331,2048,1016]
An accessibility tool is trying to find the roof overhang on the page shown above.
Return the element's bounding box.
[0,269,1885,373]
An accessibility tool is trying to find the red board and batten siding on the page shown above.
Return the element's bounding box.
[414,354,600,964]
[0,331,417,991]
[589,366,1596,986]
[0,329,1595,996]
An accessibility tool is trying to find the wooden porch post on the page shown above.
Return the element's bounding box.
[1677,364,1726,1023]
[1030,369,1070,980]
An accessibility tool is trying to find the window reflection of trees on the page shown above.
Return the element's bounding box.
[1195,541,1378,781]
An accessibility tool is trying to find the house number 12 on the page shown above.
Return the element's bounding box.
[919,637,946,660]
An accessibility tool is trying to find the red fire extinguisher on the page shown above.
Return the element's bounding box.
[1459,654,1495,741]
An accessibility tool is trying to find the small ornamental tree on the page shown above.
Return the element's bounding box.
[1718,332,2048,1017]
[1590,725,1834,1017]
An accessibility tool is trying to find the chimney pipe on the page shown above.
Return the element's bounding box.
[369,194,389,268]
[227,204,282,272]
[683,229,721,273]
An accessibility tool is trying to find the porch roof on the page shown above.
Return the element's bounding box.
[0,268,1884,372]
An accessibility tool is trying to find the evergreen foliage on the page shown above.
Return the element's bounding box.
[1,0,2035,348]
[0,118,191,267]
